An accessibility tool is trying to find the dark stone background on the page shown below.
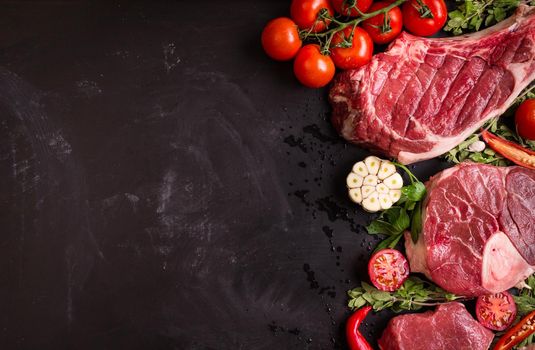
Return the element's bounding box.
[0,1,448,349]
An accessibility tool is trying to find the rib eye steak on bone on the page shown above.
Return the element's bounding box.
[330,5,535,164]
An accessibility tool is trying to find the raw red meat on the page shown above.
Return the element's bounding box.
[406,163,535,296]
[378,302,494,350]
[329,5,535,164]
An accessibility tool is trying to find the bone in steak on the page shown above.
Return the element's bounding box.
[378,302,494,350]
[405,163,535,296]
[329,5,535,164]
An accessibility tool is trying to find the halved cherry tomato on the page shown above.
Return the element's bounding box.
[476,291,517,331]
[402,0,447,37]
[332,0,373,17]
[362,2,403,44]
[290,0,334,33]
[368,249,409,292]
[481,130,535,170]
[330,27,374,70]
[261,17,302,61]
[293,44,335,88]
[515,99,535,140]
[494,310,535,350]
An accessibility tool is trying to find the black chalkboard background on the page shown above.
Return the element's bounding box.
[0,1,451,349]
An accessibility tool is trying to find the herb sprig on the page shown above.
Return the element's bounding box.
[514,274,535,318]
[366,163,426,253]
[348,276,465,312]
[444,0,522,35]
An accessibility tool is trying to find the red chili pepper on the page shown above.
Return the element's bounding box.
[481,130,535,170]
[493,310,535,350]
[346,306,374,350]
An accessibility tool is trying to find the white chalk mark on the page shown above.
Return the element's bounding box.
[163,43,181,73]
[157,170,176,214]
[76,80,102,97]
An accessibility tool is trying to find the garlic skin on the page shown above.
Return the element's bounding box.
[347,156,403,212]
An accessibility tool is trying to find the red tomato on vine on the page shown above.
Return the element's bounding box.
[402,0,447,37]
[362,2,403,44]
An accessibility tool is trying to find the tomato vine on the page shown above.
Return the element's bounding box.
[299,0,407,54]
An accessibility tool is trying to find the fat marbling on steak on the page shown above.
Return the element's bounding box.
[329,5,535,164]
[406,163,535,296]
[378,302,494,350]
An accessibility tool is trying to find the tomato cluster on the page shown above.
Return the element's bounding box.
[262,0,447,88]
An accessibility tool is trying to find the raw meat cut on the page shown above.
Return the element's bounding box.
[378,302,494,350]
[406,163,535,296]
[329,5,535,164]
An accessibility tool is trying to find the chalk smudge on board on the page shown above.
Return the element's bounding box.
[157,169,176,214]
[163,43,181,73]
[0,67,97,328]
[76,79,102,98]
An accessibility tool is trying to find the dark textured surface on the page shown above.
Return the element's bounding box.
[0,1,448,349]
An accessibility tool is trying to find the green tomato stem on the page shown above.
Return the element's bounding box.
[303,0,407,53]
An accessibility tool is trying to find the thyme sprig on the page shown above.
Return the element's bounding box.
[348,276,466,312]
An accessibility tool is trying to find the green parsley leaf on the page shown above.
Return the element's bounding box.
[444,0,520,35]
[402,182,427,202]
[366,164,427,251]
[513,274,535,317]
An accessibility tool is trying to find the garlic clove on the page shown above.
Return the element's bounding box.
[379,193,394,210]
[384,173,403,189]
[346,173,363,188]
[364,156,381,175]
[376,183,389,194]
[362,192,381,212]
[378,161,397,180]
[349,188,363,204]
[361,185,375,199]
[389,189,402,203]
[352,161,369,177]
[363,175,378,186]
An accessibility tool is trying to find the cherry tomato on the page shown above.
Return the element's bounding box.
[293,44,335,88]
[330,27,374,70]
[402,0,447,37]
[290,0,334,32]
[261,17,302,61]
[332,0,373,17]
[476,291,517,331]
[368,249,409,292]
[515,99,535,140]
[362,2,403,45]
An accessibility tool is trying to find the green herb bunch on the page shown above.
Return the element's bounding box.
[366,163,426,253]
[514,274,535,318]
[348,277,464,312]
[444,0,523,35]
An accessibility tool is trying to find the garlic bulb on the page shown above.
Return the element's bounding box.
[347,156,403,212]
